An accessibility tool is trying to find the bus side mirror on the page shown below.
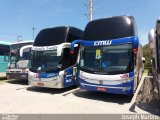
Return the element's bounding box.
[70,44,78,54]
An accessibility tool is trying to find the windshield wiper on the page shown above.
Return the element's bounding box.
[81,66,101,73]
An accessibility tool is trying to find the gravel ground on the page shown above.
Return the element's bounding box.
[136,77,160,115]
[0,79,152,114]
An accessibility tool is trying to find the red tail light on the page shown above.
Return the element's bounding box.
[70,50,74,54]
[132,48,138,54]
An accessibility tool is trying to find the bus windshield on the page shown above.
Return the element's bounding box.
[19,51,30,61]
[30,50,62,73]
[80,44,133,75]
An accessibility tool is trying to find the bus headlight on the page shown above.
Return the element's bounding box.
[52,76,60,80]
[122,86,132,91]
[116,78,132,84]
[52,71,64,80]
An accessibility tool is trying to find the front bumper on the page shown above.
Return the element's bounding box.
[79,79,134,95]
[6,73,28,80]
[28,76,64,88]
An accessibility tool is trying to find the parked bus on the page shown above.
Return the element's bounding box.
[6,40,33,80]
[70,16,143,95]
[28,26,83,88]
[0,41,10,76]
[148,18,160,99]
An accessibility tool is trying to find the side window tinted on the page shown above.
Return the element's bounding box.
[62,47,79,69]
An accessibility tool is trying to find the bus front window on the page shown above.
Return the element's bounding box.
[80,44,133,75]
[30,50,62,73]
[19,51,30,61]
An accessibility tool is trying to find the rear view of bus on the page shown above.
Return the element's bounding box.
[70,16,143,95]
[6,41,33,80]
[28,26,83,88]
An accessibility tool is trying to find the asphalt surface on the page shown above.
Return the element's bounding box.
[0,77,155,114]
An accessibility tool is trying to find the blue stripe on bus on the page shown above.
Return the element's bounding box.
[80,83,134,95]
[39,73,59,78]
[70,36,139,50]
[129,71,134,77]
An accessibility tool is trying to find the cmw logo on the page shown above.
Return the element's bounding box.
[94,40,112,46]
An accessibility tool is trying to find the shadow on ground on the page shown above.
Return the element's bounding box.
[0,77,6,80]
[7,79,28,85]
[27,86,77,95]
[70,89,133,105]
[136,77,160,115]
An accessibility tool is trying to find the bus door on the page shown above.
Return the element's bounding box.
[62,46,79,87]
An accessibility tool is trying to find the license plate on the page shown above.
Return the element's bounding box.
[96,87,107,92]
[37,83,44,87]
[21,75,26,78]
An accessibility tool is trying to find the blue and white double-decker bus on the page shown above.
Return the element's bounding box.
[29,26,83,88]
[70,16,143,95]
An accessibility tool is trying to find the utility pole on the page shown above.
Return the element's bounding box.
[85,0,94,21]
[32,27,36,40]
[89,0,93,21]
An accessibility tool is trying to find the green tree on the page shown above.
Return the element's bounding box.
[143,44,152,68]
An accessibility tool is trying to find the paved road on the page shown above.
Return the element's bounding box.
[0,73,6,78]
[0,78,151,114]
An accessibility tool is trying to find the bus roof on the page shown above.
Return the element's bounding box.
[34,26,83,46]
[11,40,33,45]
[0,41,11,45]
[0,41,10,55]
[83,15,137,41]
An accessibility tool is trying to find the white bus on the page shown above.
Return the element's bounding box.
[6,40,33,80]
[28,26,83,88]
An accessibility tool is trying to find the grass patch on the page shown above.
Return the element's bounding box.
[144,69,149,74]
